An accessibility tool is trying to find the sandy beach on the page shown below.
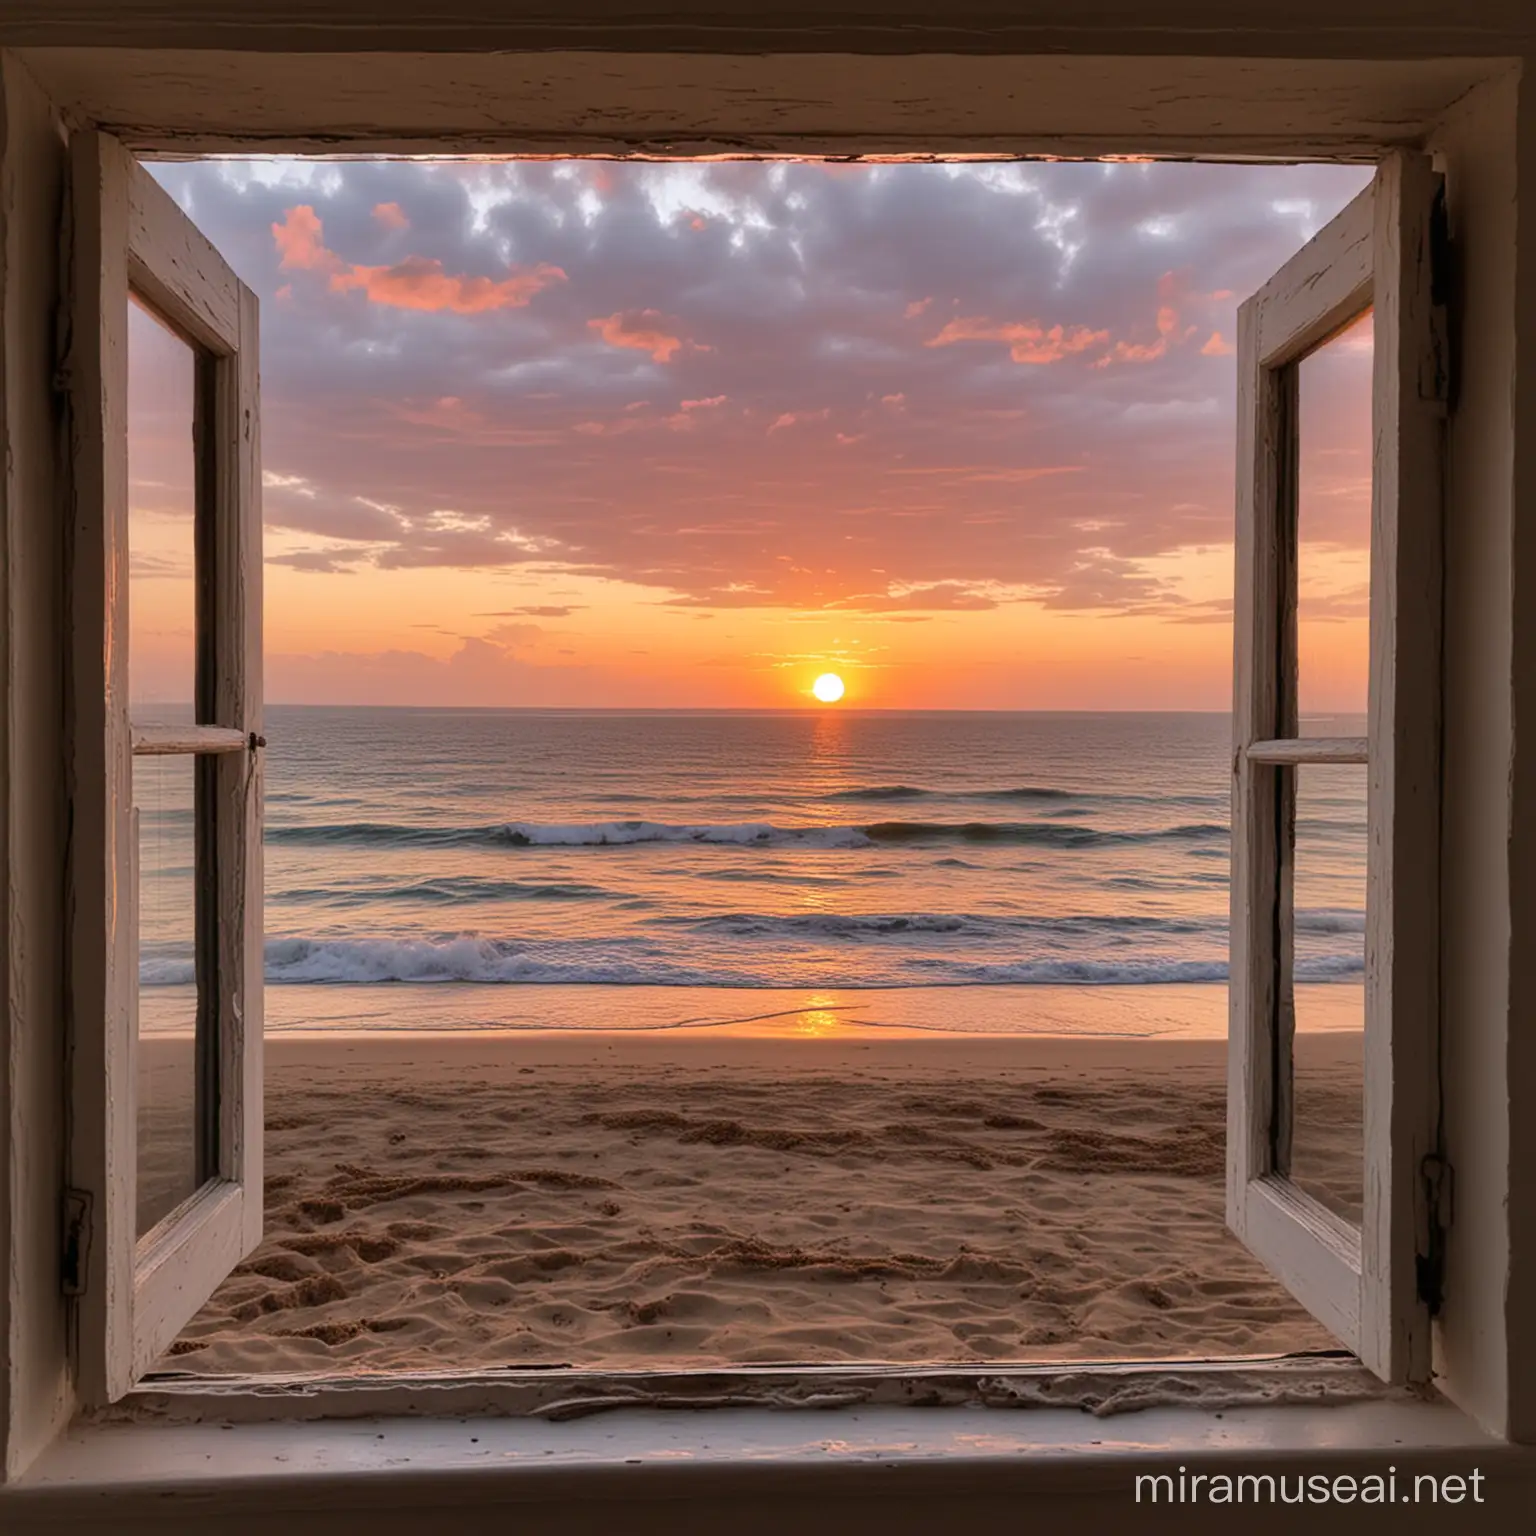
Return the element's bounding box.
[145,1018,1362,1376]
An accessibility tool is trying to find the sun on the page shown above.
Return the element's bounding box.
[812,672,846,704]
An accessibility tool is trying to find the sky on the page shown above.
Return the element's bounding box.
[126,157,1375,713]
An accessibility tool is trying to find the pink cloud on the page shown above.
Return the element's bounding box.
[272,205,340,273]
[373,201,410,230]
[272,205,565,314]
[332,257,566,315]
[904,297,933,319]
[1201,330,1235,357]
[681,395,727,411]
[1096,271,1201,366]
[768,409,830,433]
[588,310,699,363]
[927,316,1109,364]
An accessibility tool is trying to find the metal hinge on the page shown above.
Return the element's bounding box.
[62,1187,92,1297]
[1416,1153,1454,1315]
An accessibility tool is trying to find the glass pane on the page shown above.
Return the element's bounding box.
[128,295,198,728]
[1296,309,1373,727]
[1288,762,1366,1226]
[135,754,201,1236]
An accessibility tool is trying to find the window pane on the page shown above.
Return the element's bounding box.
[128,296,198,728]
[1287,762,1365,1226]
[135,753,201,1236]
[1295,309,1372,725]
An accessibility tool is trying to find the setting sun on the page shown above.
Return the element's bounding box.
[812,673,846,703]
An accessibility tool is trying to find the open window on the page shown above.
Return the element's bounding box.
[65,131,263,1404]
[1227,152,1446,1384]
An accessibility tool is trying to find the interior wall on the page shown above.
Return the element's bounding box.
[0,6,1534,1483]
[0,52,71,1482]
[1497,59,1536,1446]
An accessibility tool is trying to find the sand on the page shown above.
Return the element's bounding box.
[145,1025,1363,1377]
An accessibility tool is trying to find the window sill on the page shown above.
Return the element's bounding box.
[4,1387,1531,1531]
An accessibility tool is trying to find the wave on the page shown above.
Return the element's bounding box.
[258,937,734,988]
[269,819,869,851]
[821,783,1226,809]
[266,817,1230,852]
[652,910,1226,941]
[138,913,1363,988]
[271,875,619,907]
[862,820,1226,848]
[142,941,1364,989]
[823,784,1072,804]
[899,953,1364,985]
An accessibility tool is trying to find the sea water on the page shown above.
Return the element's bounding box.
[133,708,1366,1037]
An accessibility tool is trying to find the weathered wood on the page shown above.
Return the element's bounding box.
[16,50,1501,158]
[1247,737,1370,763]
[1359,149,1444,1386]
[1228,290,1291,1236]
[70,131,264,1404]
[1242,1177,1364,1350]
[1252,184,1375,368]
[1230,176,1371,1366]
[130,1184,249,1384]
[3,3,1534,55]
[66,128,137,1408]
[128,725,246,756]
[1228,156,1445,1387]
[126,160,239,356]
[221,283,264,1253]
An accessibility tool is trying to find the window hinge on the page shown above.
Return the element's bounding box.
[249,732,267,751]
[62,1187,92,1297]
[1416,1153,1453,1315]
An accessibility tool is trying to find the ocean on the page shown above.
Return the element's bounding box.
[133,708,1367,1038]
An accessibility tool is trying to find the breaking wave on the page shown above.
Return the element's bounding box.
[266,817,1229,852]
[137,904,1364,989]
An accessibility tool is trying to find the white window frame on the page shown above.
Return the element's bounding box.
[1227,151,1446,1385]
[0,33,1531,1510]
[65,130,264,1405]
[60,136,1446,1406]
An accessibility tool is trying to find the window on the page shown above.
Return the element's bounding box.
[66,132,264,1404]
[1227,153,1446,1384]
[57,135,1442,1407]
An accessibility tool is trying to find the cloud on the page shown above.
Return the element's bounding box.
[373,201,410,230]
[827,583,1002,612]
[155,157,1371,621]
[587,310,696,363]
[478,604,585,618]
[927,316,1109,365]
[331,256,566,314]
[271,204,339,272]
[273,204,566,314]
[768,409,830,433]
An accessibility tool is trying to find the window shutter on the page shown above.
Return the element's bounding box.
[1228,152,1445,1384]
[67,131,264,1403]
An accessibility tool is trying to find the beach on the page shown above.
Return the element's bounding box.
[148,1012,1361,1376]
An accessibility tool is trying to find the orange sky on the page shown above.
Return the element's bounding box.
[127,159,1374,713]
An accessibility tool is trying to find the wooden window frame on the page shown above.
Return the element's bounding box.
[65,130,264,1405]
[0,33,1528,1500]
[1227,151,1446,1385]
